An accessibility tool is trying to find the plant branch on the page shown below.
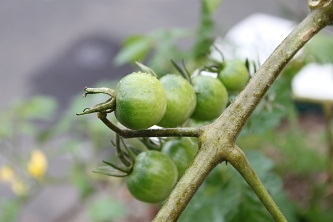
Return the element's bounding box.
[228,146,287,222]
[97,112,202,138]
[153,138,222,221]
[215,3,333,138]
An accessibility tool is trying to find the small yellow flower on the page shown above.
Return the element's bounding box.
[0,165,15,182]
[27,149,48,179]
[11,179,28,196]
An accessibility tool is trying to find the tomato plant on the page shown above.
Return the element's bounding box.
[157,74,196,127]
[191,75,229,121]
[126,150,178,203]
[76,1,333,221]
[115,72,167,130]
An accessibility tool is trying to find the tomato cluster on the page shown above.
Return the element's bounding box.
[115,59,249,130]
[86,59,249,203]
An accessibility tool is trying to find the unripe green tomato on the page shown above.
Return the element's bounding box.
[126,150,178,203]
[157,74,196,127]
[115,72,167,130]
[191,75,229,121]
[217,59,249,91]
[162,137,198,179]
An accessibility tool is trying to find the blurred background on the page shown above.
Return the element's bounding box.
[1,0,333,222]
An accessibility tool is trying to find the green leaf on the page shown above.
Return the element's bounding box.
[88,196,127,222]
[305,33,333,63]
[114,35,153,65]
[204,0,223,14]
[191,0,216,62]
[71,163,95,199]
[0,198,23,222]
[13,96,58,121]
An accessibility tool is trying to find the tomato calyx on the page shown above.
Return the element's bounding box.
[76,87,116,115]
[93,134,135,177]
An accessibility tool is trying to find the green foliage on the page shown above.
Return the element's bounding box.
[88,197,127,222]
[114,0,223,76]
[114,35,154,66]
[0,198,23,222]
[191,0,221,61]
[71,163,95,199]
[305,32,333,63]
[179,151,297,222]
[0,96,58,138]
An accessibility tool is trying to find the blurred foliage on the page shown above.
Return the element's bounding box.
[114,0,222,77]
[304,32,333,63]
[0,198,23,222]
[88,196,127,222]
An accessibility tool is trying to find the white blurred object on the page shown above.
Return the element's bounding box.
[292,63,333,101]
[213,13,296,63]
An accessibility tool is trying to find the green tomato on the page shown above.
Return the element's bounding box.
[217,59,249,91]
[157,74,196,127]
[126,150,178,203]
[162,137,198,179]
[115,72,167,130]
[191,75,228,121]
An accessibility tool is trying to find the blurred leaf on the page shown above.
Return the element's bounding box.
[305,33,333,63]
[88,196,127,222]
[149,30,188,76]
[204,0,223,14]
[191,0,218,62]
[0,114,13,138]
[71,163,95,199]
[13,96,58,121]
[0,198,23,222]
[114,35,153,65]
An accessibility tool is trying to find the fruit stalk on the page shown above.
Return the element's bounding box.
[97,112,202,138]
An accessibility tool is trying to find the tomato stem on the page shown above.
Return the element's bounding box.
[97,112,202,138]
[76,87,116,115]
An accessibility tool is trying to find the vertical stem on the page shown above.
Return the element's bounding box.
[323,103,333,181]
[228,146,287,222]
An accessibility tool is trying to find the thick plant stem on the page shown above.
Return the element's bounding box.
[153,141,221,222]
[217,5,333,137]
[228,146,287,222]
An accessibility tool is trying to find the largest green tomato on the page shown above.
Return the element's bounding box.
[115,72,167,130]
[191,75,228,121]
[157,74,196,127]
[126,150,178,203]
